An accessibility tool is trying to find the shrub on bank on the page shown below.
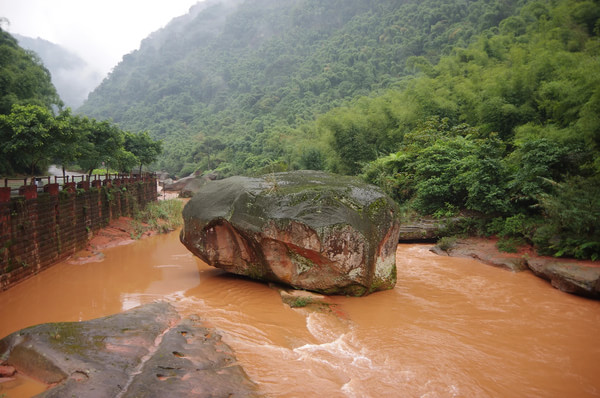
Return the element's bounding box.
[133,199,184,235]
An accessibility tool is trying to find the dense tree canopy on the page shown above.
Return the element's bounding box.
[0,27,62,115]
[0,28,163,176]
[0,104,59,175]
[74,0,600,259]
[0,103,162,177]
[124,131,163,174]
[79,0,524,176]
[351,0,600,259]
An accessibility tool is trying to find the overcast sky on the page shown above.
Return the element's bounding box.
[1,0,202,77]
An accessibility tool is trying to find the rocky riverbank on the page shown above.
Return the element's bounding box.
[431,237,600,299]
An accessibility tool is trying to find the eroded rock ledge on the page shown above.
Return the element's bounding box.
[431,238,600,299]
[0,302,257,397]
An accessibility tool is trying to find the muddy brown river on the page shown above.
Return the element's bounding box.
[1,229,599,397]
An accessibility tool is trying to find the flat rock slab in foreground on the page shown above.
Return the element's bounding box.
[181,171,400,296]
[0,302,257,397]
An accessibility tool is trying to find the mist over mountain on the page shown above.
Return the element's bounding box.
[79,0,520,176]
[15,34,102,108]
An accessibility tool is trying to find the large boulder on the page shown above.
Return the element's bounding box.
[0,302,257,397]
[180,171,400,296]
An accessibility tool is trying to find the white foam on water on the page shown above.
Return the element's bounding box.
[171,294,279,347]
[419,380,462,398]
[170,253,193,259]
[293,311,377,381]
[305,311,348,342]
[153,264,182,268]
[120,292,166,311]
[295,310,463,397]
[169,288,465,397]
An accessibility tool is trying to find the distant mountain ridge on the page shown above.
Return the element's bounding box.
[14,34,102,108]
[78,0,522,176]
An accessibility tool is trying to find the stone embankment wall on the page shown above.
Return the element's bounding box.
[0,175,157,291]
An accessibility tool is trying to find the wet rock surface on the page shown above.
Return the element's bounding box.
[527,259,600,299]
[180,171,400,296]
[398,217,447,241]
[433,240,529,272]
[0,302,257,397]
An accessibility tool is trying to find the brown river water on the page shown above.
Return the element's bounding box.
[1,229,600,397]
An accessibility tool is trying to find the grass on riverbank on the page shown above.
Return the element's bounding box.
[132,199,184,238]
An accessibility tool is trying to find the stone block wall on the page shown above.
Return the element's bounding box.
[0,177,157,290]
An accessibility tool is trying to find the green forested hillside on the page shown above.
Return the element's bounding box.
[79,0,522,176]
[0,28,161,177]
[322,0,600,259]
[79,0,600,259]
[0,27,63,174]
[0,28,62,115]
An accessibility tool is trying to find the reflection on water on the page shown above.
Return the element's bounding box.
[1,231,600,397]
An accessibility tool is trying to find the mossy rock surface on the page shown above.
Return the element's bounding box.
[0,302,257,397]
[181,171,400,296]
